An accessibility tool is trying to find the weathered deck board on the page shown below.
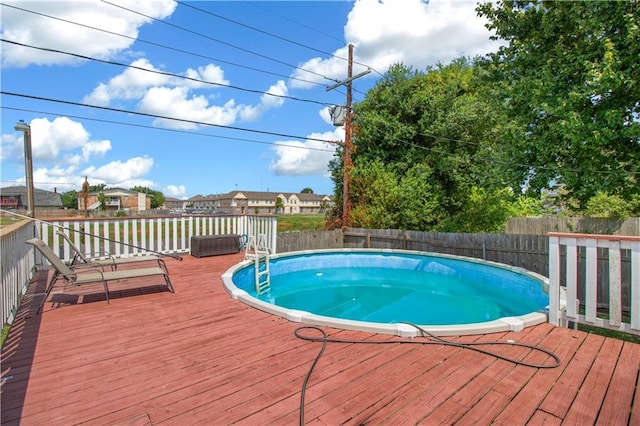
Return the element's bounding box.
[2,253,639,425]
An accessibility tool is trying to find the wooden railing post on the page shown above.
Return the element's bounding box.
[548,235,561,326]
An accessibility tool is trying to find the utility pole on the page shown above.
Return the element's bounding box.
[14,120,35,218]
[326,44,370,227]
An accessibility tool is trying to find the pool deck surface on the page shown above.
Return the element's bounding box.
[2,253,640,425]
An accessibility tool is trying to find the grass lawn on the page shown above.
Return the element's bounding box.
[277,214,327,232]
[0,215,26,228]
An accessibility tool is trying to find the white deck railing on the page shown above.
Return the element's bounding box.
[1,220,37,327]
[1,214,277,327]
[548,232,640,334]
[36,214,278,262]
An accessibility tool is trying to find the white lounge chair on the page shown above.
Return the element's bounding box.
[26,238,174,313]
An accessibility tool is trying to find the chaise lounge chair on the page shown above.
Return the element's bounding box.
[26,238,174,314]
[57,230,163,270]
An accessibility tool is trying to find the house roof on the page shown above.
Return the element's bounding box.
[230,190,333,202]
[0,186,63,207]
[88,188,139,196]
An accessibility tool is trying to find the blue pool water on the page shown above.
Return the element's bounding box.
[230,251,549,326]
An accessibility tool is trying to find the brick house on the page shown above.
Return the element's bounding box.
[78,188,150,213]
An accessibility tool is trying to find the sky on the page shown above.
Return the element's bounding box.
[1,0,502,199]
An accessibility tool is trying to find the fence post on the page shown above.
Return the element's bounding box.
[548,235,561,326]
[632,241,640,331]
[609,240,622,327]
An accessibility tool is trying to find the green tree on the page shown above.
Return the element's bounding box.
[477,0,640,207]
[336,60,505,230]
[61,190,78,209]
[98,192,107,211]
[443,187,518,233]
[300,187,314,194]
[584,192,632,219]
[130,186,165,209]
[274,196,284,214]
[349,159,445,231]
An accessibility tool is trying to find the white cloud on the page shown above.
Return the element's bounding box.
[183,64,230,89]
[83,58,170,105]
[0,133,22,163]
[138,86,240,129]
[86,59,284,128]
[27,157,155,194]
[1,0,177,67]
[138,80,288,128]
[83,59,230,105]
[270,128,342,177]
[30,165,82,193]
[11,117,111,164]
[164,184,187,198]
[290,0,501,89]
[82,156,155,188]
[1,117,158,193]
[239,80,288,121]
[65,140,112,166]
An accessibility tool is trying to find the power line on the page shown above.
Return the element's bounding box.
[0,2,324,88]
[1,91,339,145]
[178,1,363,70]
[1,39,332,108]
[245,1,346,44]
[101,0,338,84]
[1,105,337,153]
[361,122,640,178]
[9,88,625,180]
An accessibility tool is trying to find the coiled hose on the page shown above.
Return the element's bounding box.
[294,324,561,425]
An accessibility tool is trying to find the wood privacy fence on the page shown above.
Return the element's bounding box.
[342,228,550,277]
[277,229,343,253]
[505,217,640,236]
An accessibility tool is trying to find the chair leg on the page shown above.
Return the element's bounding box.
[102,280,110,303]
[164,275,174,293]
[36,273,60,315]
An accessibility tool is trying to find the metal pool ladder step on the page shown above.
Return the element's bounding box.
[244,234,271,295]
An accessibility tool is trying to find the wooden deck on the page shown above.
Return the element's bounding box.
[2,253,639,425]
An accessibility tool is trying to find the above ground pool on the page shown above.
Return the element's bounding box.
[222,249,551,336]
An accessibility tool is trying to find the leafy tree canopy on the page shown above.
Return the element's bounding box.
[338,59,507,230]
[61,190,78,209]
[477,0,640,207]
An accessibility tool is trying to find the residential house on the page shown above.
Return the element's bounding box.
[184,190,334,214]
[78,188,150,213]
[164,197,187,211]
[0,185,63,212]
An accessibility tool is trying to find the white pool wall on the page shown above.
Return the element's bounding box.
[222,248,563,337]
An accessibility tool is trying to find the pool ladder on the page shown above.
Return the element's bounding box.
[244,234,270,295]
